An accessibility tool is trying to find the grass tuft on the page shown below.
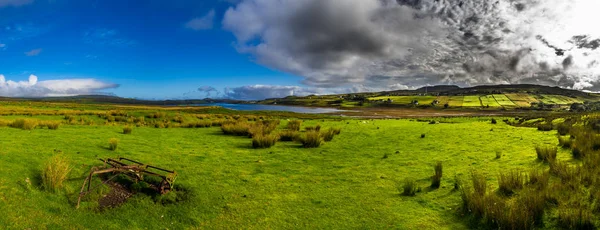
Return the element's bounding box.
[123,126,133,134]
[40,120,61,130]
[41,154,71,192]
[221,122,251,136]
[321,128,338,142]
[430,162,443,189]
[299,131,323,148]
[535,145,557,163]
[109,138,119,151]
[400,179,418,196]
[558,208,595,230]
[498,169,524,196]
[10,118,38,130]
[286,120,302,131]
[471,171,487,196]
[526,169,549,189]
[252,133,278,149]
[558,136,573,148]
[278,130,299,142]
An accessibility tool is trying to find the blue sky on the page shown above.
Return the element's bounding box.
[0,0,300,99]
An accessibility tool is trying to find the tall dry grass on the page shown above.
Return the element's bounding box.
[41,155,71,192]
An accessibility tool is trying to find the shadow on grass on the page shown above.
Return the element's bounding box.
[97,144,113,151]
[235,143,255,150]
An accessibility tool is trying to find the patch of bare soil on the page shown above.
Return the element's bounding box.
[98,182,134,209]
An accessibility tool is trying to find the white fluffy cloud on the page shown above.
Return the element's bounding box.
[185,10,216,30]
[0,74,119,97]
[223,0,600,91]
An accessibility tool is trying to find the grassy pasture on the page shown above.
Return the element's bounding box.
[368,96,437,105]
[435,96,450,106]
[479,95,501,107]
[505,93,538,107]
[0,111,566,229]
[447,96,464,107]
[492,94,516,107]
[462,96,481,107]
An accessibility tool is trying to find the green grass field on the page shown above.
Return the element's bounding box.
[492,94,516,107]
[462,96,481,107]
[369,96,437,105]
[479,95,501,107]
[448,96,464,107]
[0,113,568,229]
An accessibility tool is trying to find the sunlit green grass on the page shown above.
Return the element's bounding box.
[462,96,481,107]
[492,94,516,106]
[369,96,437,105]
[479,95,501,107]
[0,116,564,229]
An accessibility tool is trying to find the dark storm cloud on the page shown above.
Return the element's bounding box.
[570,35,600,50]
[224,0,600,92]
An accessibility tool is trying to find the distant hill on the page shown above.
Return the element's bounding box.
[0,95,244,106]
[257,84,599,109]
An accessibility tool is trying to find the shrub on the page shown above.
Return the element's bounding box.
[10,118,38,130]
[495,150,502,159]
[558,208,595,230]
[421,134,426,138]
[401,179,418,196]
[109,138,119,151]
[279,130,299,142]
[41,155,71,192]
[491,118,497,124]
[300,131,323,148]
[287,120,302,131]
[252,133,278,149]
[535,145,557,163]
[498,169,524,196]
[123,126,133,134]
[431,162,443,189]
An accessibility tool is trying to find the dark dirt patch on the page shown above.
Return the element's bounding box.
[98,182,134,209]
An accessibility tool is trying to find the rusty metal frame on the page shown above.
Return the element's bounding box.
[76,158,177,209]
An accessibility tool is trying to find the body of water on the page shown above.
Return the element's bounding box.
[203,103,344,114]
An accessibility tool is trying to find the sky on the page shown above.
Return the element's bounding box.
[1,0,600,100]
